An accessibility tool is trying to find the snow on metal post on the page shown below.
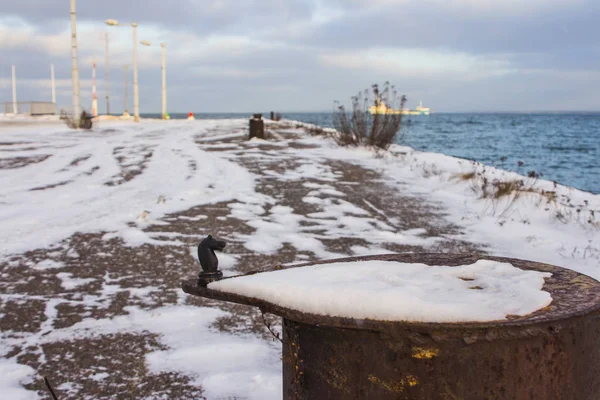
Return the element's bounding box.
[161,43,167,119]
[11,65,17,114]
[132,22,140,122]
[105,32,110,115]
[70,0,81,124]
[50,64,56,110]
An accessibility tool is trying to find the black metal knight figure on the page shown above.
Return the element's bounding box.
[197,234,226,286]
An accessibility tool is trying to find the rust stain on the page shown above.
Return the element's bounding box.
[322,368,349,392]
[570,275,597,289]
[406,375,419,387]
[368,374,419,393]
[412,346,440,359]
[539,304,553,312]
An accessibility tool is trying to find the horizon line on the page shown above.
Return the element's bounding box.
[135,110,600,114]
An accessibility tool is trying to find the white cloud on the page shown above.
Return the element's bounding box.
[0,17,284,71]
[0,20,67,57]
[0,78,91,90]
[335,0,582,15]
[319,47,517,80]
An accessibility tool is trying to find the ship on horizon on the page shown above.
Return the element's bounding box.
[369,99,431,116]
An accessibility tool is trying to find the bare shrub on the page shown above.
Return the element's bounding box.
[332,82,407,150]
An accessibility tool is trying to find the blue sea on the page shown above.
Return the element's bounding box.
[142,112,600,194]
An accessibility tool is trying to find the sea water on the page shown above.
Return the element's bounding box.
[142,112,600,194]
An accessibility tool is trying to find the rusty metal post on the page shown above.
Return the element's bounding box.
[249,113,264,139]
[183,253,600,400]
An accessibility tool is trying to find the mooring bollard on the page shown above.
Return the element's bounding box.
[182,251,600,400]
[249,113,264,139]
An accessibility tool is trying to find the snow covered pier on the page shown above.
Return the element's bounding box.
[183,253,600,400]
[1,118,598,398]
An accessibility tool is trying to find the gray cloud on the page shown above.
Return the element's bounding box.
[0,0,598,113]
[1,0,314,35]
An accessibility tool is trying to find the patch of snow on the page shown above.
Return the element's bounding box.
[56,272,95,290]
[103,228,182,247]
[66,248,80,258]
[177,215,208,221]
[270,162,341,182]
[89,372,110,382]
[32,259,65,271]
[210,259,552,323]
[241,205,340,258]
[0,359,37,400]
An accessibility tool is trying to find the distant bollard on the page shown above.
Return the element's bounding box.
[79,111,93,130]
[249,113,264,140]
[270,111,275,120]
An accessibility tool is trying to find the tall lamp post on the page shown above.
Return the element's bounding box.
[106,19,139,122]
[105,32,110,115]
[70,0,81,123]
[11,65,17,114]
[123,65,129,116]
[161,43,167,120]
[50,64,56,111]
[140,40,168,119]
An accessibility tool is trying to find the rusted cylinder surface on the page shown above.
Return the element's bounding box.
[182,253,600,400]
[282,316,600,399]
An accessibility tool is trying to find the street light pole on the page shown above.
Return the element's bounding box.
[123,65,129,116]
[105,32,110,115]
[106,19,140,122]
[141,40,168,120]
[11,65,17,114]
[50,64,56,106]
[70,0,80,123]
[161,43,167,119]
[92,61,98,117]
[132,22,139,122]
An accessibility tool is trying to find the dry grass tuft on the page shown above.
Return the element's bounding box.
[456,171,476,181]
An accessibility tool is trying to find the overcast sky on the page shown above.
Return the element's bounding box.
[1,0,599,113]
